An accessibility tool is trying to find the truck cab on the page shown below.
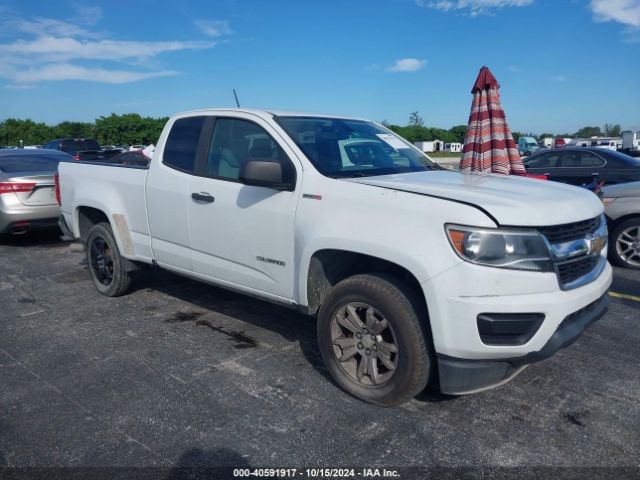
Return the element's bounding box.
[518,136,540,156]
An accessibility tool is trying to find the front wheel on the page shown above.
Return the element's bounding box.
[317,274,431,406]
[86,222,132,296]
[609,218,640,269]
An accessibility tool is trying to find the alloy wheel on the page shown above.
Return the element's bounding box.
[616,225,640,267]
[330,302,398,387]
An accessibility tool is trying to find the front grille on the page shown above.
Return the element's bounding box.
[537,216,601,243]
[556,255,600,286]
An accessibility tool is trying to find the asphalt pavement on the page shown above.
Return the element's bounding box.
[0,231,638,471]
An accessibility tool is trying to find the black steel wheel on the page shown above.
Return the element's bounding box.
[318,273,431,406]
[85,222,132,296]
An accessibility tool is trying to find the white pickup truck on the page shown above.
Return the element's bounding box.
[58,109,612,405]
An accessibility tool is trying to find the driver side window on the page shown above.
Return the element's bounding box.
[205,118,294,183]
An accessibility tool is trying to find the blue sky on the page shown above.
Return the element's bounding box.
[0,0,639,133]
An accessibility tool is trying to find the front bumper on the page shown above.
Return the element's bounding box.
[421,252,612,394]
[437,292,610,394]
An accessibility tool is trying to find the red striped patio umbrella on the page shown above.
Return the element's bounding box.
[460,66,526,175]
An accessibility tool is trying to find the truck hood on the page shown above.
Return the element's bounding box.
[346,170,604,226]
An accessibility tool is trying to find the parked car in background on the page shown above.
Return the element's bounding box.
[43,138,121,162]
[0,149,72,235]
[602,181,640,270]
[554,138,572,148]
[110,150,150,167]
[518,136,539,156]
[128,144,146,151]
[523,147,640,186]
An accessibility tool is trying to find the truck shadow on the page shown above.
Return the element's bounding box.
[132,267,330,380]
[131,266,452,403]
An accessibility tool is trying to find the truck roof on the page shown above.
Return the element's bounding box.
[171,108,367,122]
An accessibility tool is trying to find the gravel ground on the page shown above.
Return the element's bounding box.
[0,231,638,472]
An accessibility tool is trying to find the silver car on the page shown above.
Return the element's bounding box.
[602,181,640,269]
[0,149,72,235]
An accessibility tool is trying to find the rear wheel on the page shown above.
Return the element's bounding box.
[317,273,431,406]
[609,218,640,269]
[86,222,132,296]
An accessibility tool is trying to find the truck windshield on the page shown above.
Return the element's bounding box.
[275,116,437,178]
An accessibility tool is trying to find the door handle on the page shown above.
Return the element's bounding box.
[191,192,215,203]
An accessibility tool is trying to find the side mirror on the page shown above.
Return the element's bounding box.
[240,160,294,191]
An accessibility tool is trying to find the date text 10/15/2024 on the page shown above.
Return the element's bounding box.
[233,468,400,478]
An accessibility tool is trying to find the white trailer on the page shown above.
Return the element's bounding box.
[414,140,444,153]
[542,137,554,148]
[622,131,640,154]
[444,142,462,153]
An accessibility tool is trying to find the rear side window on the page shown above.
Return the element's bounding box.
[0,153,69,173]
[163,116,207,173]
[579,152,605,167]
[560,151,581,167]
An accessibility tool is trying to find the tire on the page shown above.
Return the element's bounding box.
[85,222,132,296]
[317,273,431,406]
[609,217,640,270]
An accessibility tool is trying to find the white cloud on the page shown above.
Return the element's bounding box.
[73,5,103,25]
[388,58,427,72]
[0,12,219,86]
[553,74,567,81]
[0,63,178,84]
[195,20,234,37]
[0,37,214,63]
[507,65,522,72]
[589,0,640,27]
[419,0,534,15]
[8,17,102,39]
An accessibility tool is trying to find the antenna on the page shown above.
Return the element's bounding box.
[233,89,240,108]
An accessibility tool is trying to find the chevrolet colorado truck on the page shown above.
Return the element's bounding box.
[57,109,612,405]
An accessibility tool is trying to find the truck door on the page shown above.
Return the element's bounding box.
[187,115,300,299]
[146,115,208,271]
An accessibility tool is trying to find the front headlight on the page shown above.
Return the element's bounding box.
[445,225,553,272]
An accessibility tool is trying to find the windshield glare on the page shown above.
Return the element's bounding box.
[275,116,436,178]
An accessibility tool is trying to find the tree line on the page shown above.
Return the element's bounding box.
[0,114,169,147]
[0,111,624,148]
[383,112,624,144]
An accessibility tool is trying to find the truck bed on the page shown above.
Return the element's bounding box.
[58,160,153,262]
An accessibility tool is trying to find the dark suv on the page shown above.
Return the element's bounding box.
[44,138,101,154]
[43,138,121,162]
